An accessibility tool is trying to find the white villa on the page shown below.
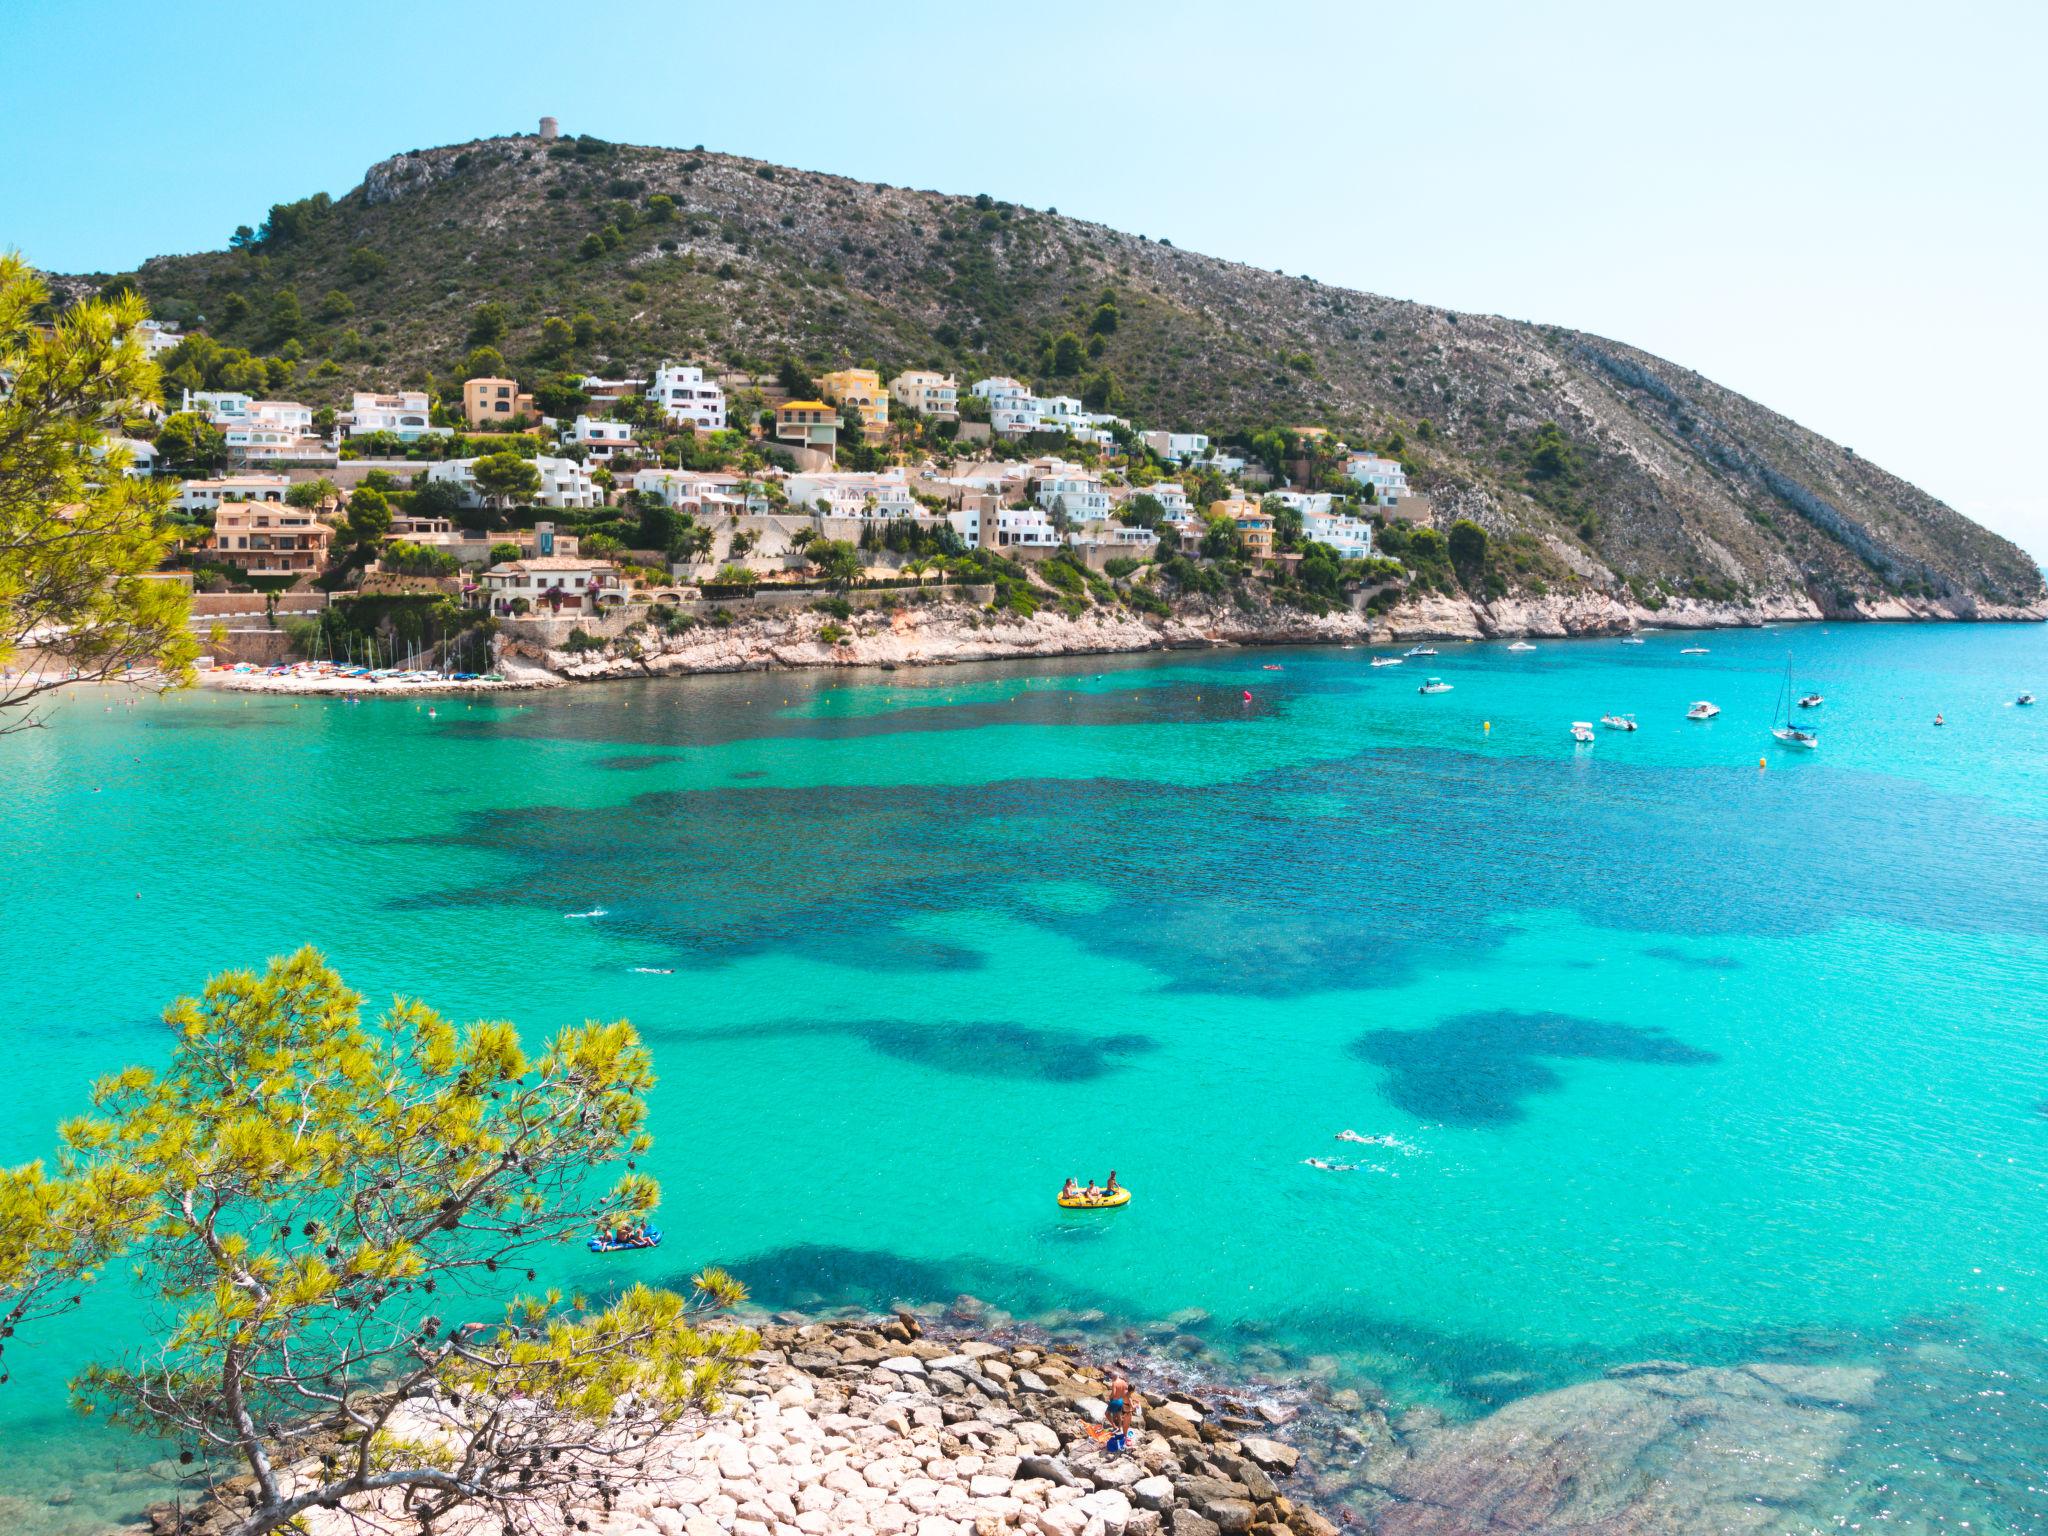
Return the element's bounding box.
[1147,483,1193,521]
[889,370,959,420]
[1140,430,1210,463]
[631,468,770,518]
[136,319,183,359]
[343,391,445,440]
[784,469,919,519]
[566,415,636,460]
[971,380,1123,444]
[646,363,727,431]
[181,392,313,432]
[1270,489,1337,517]
[1066,521,1155,551]
[983,504,1060,549]
[1032,460,1111,521]
[174,473,292,514]
[1345,451,1410,506]
[477,556,629,617]
[427,455,599,509]
[1303,509,1376,560]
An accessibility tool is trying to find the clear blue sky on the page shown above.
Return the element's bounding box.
[4,0,2042,557]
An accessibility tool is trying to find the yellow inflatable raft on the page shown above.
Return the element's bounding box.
[1057,1188,1130,1210]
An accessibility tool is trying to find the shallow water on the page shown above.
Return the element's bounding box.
[3,623,2046,1531]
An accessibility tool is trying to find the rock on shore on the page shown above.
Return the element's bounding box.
[1356,1360,1880,1536]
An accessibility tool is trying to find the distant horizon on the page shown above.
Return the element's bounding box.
[4,0,2041,561]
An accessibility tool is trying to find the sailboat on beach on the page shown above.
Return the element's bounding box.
[1772,656,1819,750]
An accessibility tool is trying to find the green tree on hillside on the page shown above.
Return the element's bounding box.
[15,948,755,1534]
[1448,518,1490,585]
[537,317,575,359]
[267,287,302,344]
[284,477,340,514]
[464,345,508,380]
[472,451,541,510]
[805,537,861,588]
[468,302,510,347]
[155,411,229,476]
[341,484,394,554]
[0,256,195,729]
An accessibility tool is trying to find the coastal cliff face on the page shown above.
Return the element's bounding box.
[84,133,2043,619]
[497,584,2041,686]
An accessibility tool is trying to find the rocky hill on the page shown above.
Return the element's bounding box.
[77,129,2043,620]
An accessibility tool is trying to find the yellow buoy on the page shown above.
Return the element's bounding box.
[1758,757,1767,769]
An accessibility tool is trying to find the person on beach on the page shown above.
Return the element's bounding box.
[1105,1368,1133,1453]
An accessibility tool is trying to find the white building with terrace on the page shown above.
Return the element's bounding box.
[646,363,727,430]
[784,469,919,519]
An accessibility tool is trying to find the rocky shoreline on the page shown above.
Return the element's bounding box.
[140,1310,1342,1536]
[129,1296,1899,1536]
[511,588,2043,687]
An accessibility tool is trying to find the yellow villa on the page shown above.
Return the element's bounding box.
[818,368,889,433]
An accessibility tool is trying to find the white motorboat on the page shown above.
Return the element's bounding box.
[1570,721,1596,743]
[1507,641,1537,652]
[1405,645,1438,657]
[1370,655,1404,667]
[1600,713,1638,731]
[1621,635,1646,645]
[1686,701,1720,720]
[1680,646,1709,655]
[1418,677,1453,694]
[1798,693,1823,709]
[1771,655,1818,749]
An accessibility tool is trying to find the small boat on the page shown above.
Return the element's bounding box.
[1058,1187,1131,1210]
[1771,654,1818,749]
[1680,647,1709,655]
[1418,677,1453,694]
[1405,645,1438,657]
[1600,713,1638,731]
[1621,636,1645,645]
[588,1224,663,1254]
[1370,656,1404,668]
[1798,693,1823,709]
[1686,701,1720,720]
[1507,641,1537,652]
[2019,693,2036,706]
[1570,721,1596,743]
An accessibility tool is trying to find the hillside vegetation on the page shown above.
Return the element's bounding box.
[73,128,2043,617]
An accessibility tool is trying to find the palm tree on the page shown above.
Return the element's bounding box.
[905,557,930,587]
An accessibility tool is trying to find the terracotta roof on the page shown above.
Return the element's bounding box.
[491,556,611,573]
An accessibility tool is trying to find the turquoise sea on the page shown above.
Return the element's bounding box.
[3,623,2046,1531]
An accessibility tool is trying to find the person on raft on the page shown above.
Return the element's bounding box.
[1105,1170,1121,1195]
[1061,1178,1081,1200]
